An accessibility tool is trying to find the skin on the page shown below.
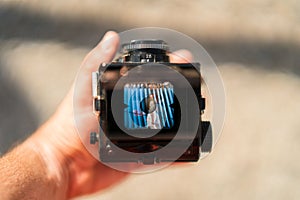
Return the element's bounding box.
[0,31,193,200]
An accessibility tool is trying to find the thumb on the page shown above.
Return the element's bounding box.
[75,31,120,108]
[82,31,120,73]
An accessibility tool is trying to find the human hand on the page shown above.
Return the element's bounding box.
[0,31,193,200]
[27,31,128,199]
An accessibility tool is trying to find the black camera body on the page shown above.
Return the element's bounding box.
[90,40,212,164]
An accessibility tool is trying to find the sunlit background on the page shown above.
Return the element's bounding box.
[0,1,300,200]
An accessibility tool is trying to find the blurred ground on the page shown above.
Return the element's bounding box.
[0,1,300,200]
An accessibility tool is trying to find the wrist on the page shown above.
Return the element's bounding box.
[24,118,73,199]
[27,121,70,186]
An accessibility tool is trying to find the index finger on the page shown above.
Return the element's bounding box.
[169,49,193,63]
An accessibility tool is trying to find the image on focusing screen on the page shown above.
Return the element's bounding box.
[124,82,174,130]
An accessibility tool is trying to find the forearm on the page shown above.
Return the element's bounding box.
[0,130,68,200]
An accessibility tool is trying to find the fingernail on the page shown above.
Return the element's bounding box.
[102,32,114,52]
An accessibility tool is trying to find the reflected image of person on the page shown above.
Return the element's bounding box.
[146,95,161,129]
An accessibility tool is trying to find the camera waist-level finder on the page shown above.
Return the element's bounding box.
[90,39,212,164]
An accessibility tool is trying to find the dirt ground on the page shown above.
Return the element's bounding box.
[0,1,300,200]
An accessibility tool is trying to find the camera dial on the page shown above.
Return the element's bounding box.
[121,40,170,63]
